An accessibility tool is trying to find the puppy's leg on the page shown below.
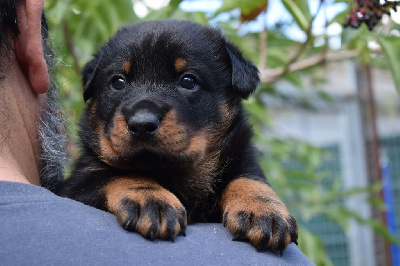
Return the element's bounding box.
[104,177,187,240]
[221,177,298,253]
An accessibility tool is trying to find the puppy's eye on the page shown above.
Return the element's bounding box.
[111,76,126,90]
[179,75,197,90]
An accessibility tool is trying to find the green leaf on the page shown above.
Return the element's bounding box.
[215,0,267,17]
[165,0,185,15]
[281,0,311,31]
[244,98,271,126]
[298,228,334,266]
[379,36,400,94]
[339,207,400,244]
[283,71,304,89]
[342,26,368,47]
[330,8,348,26]
[266,47,288,67]
[147,0,184,18]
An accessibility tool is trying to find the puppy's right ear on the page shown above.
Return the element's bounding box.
[82,53,102,103]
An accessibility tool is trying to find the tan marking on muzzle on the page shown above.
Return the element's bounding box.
[156,110,188,152]
[183,133,208,159]
[98,112,131,165]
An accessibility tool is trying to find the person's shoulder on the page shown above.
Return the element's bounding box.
[0,181,314,266]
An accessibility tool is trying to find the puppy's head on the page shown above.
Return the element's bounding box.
[81,20,259,169]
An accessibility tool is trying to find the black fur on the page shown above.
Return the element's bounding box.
[57,20,297,252]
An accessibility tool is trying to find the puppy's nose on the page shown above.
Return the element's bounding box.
[127,110,160,139]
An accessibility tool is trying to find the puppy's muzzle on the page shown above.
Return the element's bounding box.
[123,100,166,141]
[127,110,160,139]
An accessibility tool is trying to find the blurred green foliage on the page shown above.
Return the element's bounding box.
[44,1,400,265]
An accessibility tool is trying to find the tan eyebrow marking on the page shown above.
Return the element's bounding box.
[123,60,131,73]
[174,58,187,72]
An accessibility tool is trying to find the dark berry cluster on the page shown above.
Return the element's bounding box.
[344,0,400,30]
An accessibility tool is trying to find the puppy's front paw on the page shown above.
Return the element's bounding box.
[222,178,298,253]
[104,178,187,240]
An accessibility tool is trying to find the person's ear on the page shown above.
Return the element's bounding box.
[14,0,49,95]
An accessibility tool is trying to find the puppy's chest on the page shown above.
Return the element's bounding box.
[153,166,216,195]
[138,165,222,218]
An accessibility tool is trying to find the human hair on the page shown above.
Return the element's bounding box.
[0,0,20,54]
[0,0,49,62]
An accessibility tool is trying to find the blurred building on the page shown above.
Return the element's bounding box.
[267,60,400,266]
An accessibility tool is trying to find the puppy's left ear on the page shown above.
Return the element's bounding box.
[225,42,260,99]
[82,53,103,103]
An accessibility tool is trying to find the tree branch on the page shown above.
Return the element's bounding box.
[63,21,82,75]
[259,50,360,83]
[258,3,269,70]
[270,0,324,81]
[258,24,268,70]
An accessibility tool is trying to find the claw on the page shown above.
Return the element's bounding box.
[293,240,298,245]
[232,233,247,242]
[254,244,266,252]
[222,212,228,227]
[148,229,156,240]
[280,250,283,257]
[232,233,242,241]
[122,219,132,230]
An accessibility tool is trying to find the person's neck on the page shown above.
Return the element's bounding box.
[0,65,42,186]
[0,148,36,185]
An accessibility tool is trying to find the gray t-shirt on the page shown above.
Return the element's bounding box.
[0,181,314,265]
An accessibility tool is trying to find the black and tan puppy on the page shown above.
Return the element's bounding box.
[58,20,298,252]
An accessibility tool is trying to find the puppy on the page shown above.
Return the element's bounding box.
[58,20,298,252]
